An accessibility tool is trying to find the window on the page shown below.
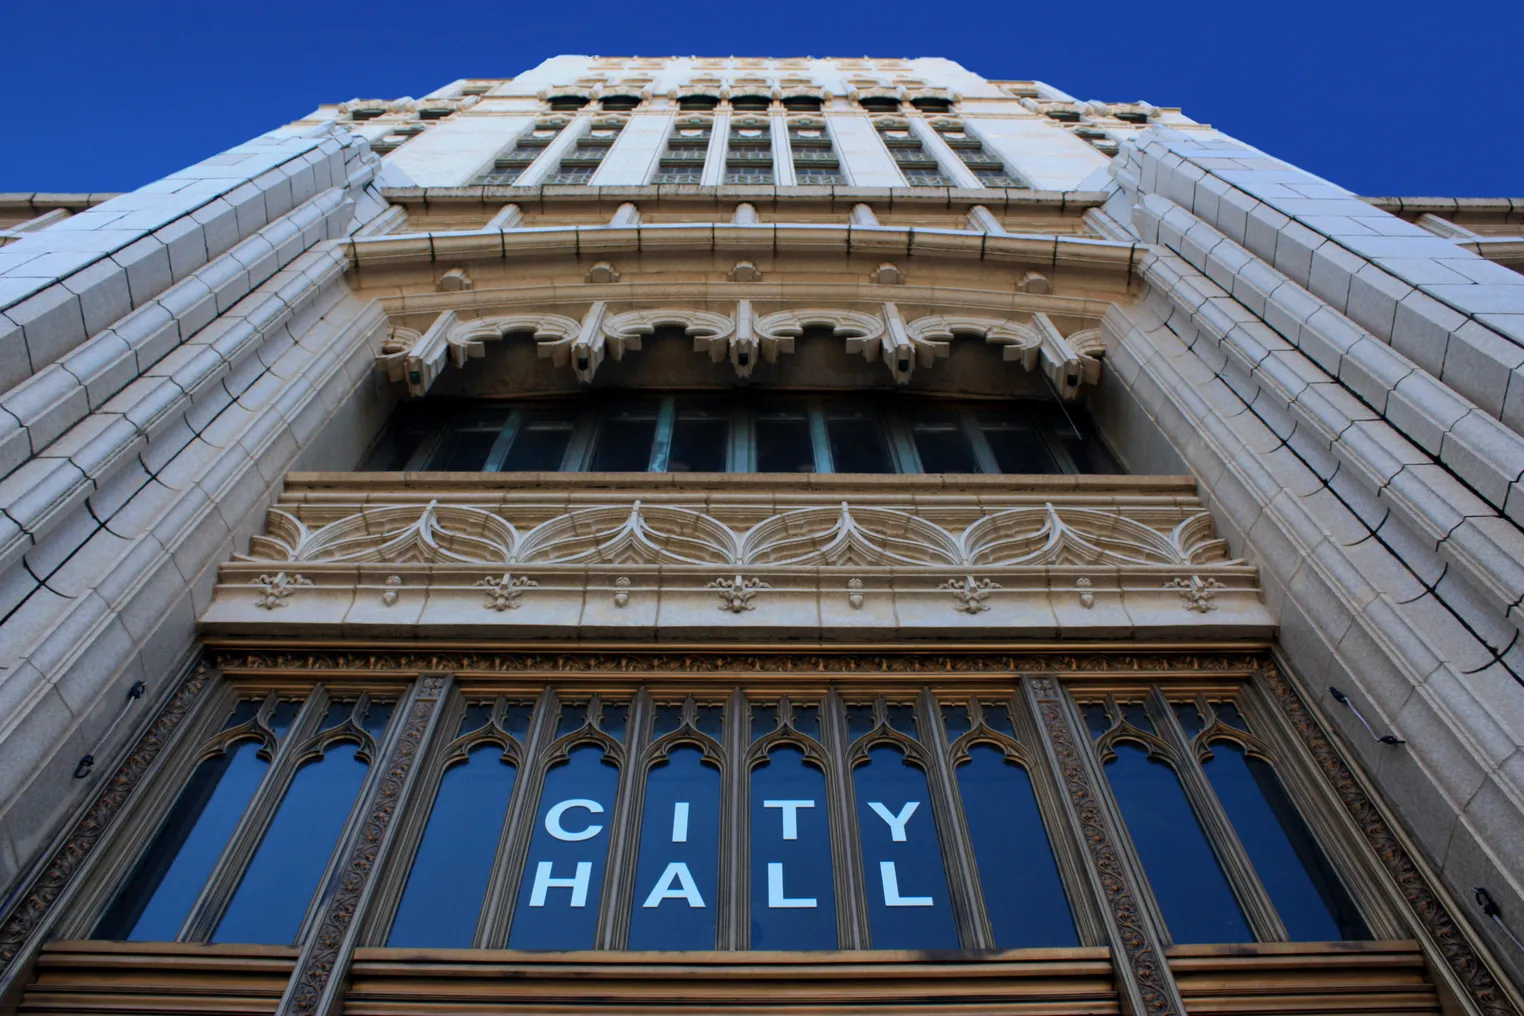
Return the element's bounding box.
[544,120,625,185]
[875,122,950,186]
[677,94,720,111]
[94,693,394,945]
[651,118,711,185]
[859,96,900,113]
[729,93,771,112]
[549,94,591,111]
[476,120,568,185]
[725,118,774,184]
[789,120,845,185]
[932,121,1027,189]
[363,394,1120,476]
[601,94,642,111]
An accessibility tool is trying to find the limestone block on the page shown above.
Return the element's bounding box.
[0,456,88,550]
[1425,284,1524,318]
[152,216,208,282]
[1269,221,1323,288]
[1243,202,1291,263]
[60,331,137,410]
[152,277,217,345]
[189,197,242,261]
[58,259,132,340]
[1439,320,1524,422]
[1306,242,1362,311]
[8,283,86,373]
[1336,419,1430,491]
[1439,412,1524,516]
[1337,336,1412,413]
[107,236,173,310]
[0,365,87,453]
[0,311,28,392]
[223,181,270,239]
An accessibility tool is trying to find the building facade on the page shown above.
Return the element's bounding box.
[1,54,1522,1016]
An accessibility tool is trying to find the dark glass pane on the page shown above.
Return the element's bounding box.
[215,742,370,944]
[628,749,721,949]
[225,701,259,729]
[1174,702,1206,738]
[428,428,499,471]
[845,704,876,739]
[1105,744,1250,943]
[695,705,725,740]
[320,700,352,730]
[854,747,958,949]
[754,410,814,473]
[1082,703,1112,740]
[600,702,628,741]
[1215,702,1250,731]
[981,701,1015,735]
[908,408,978,473]
[590,405,658,471]
[501,410,577,470]
[361,700,394,739]
[752,703,777,742]
[653,704,685,738]
[978,413,1057,474]
[1121,703,1154,733]
[826,410,893,473]
[1205,743,1367,941]
[96,740,268,941]
[957,746,1078,947]
[791,704,820,742]
[502,701,536,740]
[459,703,494,736]
[508,747,620,949]
[388,746,517,947]
[886,704,918,738]
[267,701,300,740]
[670,403,729,472]
[557,702,588,737]
[750,748,836,949]
[941,703,971,741]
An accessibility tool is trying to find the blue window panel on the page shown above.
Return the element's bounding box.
[508,747,620,950]
[388,745,518,948]
[1205,743,1367,941]
[214,743,370,944]
[1105,743,1251,944]
[749,747,836,950]
[96,740,269,941]
[956,746,1078,948]
[628,748,721,950]
[853,746,958,949]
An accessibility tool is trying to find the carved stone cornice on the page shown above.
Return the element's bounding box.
[202,490,1270,639]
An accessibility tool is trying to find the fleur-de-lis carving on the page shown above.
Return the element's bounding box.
[476,573,538,611]
[1163,575,1225,613]
[710,574,768,613]
[940,575,999,614]
[252,572,313,609]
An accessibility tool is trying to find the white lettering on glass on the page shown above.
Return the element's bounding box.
[529,860,593,907]
[671,801,689,843]
[767,862,817,908]
[879,861,933,906]
[642,861,706,908]
[867,801,919,842]
[762,799,815,840]
[545,798,604,841]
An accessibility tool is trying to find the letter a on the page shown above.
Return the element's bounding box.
[642,861,706,908]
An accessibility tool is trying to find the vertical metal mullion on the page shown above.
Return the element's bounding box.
[961,410,1001,474]
[179,685,333,942]
[402,423,448,472]
[729,404,754,473]
[596,691,651,948]
[647,397,676,472]
[917,689,990,948]
[809,401,834,474]
[562,410,599,471]
[482,410,523,472]
[1145,688,1287,942]
[821,690,867,948]
[720,688,748,949]
[884,408,923,475]
[477,688,559,947]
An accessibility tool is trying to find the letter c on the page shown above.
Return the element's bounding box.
[546,798,605,841]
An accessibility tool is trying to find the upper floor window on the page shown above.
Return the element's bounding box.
[362,393,1119,475]
[651,119,711,184]
[875,122,950,187]
[789,120,845,185]
[476,120,568,185]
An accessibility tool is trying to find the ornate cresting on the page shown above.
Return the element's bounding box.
[201,478,1271,639]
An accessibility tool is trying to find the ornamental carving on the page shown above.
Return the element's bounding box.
[379,302,1102,388]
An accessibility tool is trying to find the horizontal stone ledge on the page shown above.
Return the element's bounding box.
[378,184,1112,213]
[346,224,1139,273]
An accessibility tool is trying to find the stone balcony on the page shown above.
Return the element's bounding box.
[200,473,1271,641]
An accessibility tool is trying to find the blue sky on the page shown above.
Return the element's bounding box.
[2,0,1519,197]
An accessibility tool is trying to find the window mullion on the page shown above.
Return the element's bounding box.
[177,686,332,942]
[476,688,559,947]
[561,410,599,471]
[820,689,868,948]
[809,401,834,473]
[647,397,676,472]
[918,689,991,948]
[719,688,747,949]
[402,423,448,472]
[729,404,754,472]
[961,410,1001,474]
[884,409,923,475]
[1144,687,1288,942]
[595,691,651,948]
[482,410,523,472]
[1020,678,1188,1015]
